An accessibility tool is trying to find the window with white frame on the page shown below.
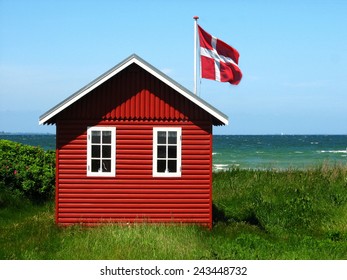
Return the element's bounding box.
[153,127,181,177]
[87,127,116,177]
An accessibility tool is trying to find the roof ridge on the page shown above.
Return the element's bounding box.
[39,54,228,125]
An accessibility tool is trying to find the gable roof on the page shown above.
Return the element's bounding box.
[39,54,228,126]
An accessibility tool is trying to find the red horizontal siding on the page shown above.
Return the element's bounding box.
[60,194,210,199]
[56,120,213,227]
[60,189,208,194]
[59,218,211,226]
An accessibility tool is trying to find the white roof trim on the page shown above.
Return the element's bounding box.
[39,54,228,125]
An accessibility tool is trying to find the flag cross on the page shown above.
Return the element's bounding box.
[197,24,242,86]
[200,36,239,82]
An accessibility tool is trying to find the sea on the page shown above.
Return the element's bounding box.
[1,134,346,170]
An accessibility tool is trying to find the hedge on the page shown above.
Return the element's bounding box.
[0,140,55,203]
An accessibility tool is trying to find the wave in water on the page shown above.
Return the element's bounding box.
[319,150,347,154]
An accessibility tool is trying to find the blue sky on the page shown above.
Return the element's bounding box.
[1,0,346,134]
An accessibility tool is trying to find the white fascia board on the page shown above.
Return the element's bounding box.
[39,54,228,126]
[134,57,229,125]
[38,57,135,125]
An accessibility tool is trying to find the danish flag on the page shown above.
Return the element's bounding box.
[198,25,242,85]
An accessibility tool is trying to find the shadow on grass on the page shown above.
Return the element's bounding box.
[212,203,265,231]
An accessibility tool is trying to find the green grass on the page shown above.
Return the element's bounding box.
[1,165,347,259]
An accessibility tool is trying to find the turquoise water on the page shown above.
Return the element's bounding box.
[213,135,347,170]
[1,134,346,170]
[0,134,56,151]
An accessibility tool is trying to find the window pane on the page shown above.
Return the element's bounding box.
[157,160,166,173]
[102,131,112,144]
[92,145,100,158]
[88,127,116,176]
[168,160,177,172]
[102,160,111,172]
[157,131,166,144]
[91,159,100,172]
[168,131,177,144]
[157,146,166,158]
[168,146,177,158]
[91,131,101,143]
[102,145,111,158]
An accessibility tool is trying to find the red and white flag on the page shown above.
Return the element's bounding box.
[198,25,242,85]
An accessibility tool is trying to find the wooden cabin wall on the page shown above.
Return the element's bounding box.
[56,119,213,227]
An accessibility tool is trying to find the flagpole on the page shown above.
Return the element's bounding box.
[193,16,199,95]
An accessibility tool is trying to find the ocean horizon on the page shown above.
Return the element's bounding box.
[1,133,346,170]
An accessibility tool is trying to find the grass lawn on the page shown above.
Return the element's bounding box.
[1,166,347,260]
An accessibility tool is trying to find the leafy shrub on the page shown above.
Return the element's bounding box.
[0,140,55,203]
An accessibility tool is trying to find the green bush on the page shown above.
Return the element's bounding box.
[0,140,55,203]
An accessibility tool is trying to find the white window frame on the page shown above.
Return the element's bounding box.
[153,127,182,177]
[87,126,116,177]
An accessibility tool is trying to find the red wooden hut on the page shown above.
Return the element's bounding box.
[39,54,228,228]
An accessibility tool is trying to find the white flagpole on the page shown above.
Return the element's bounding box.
[193,16,199,95]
